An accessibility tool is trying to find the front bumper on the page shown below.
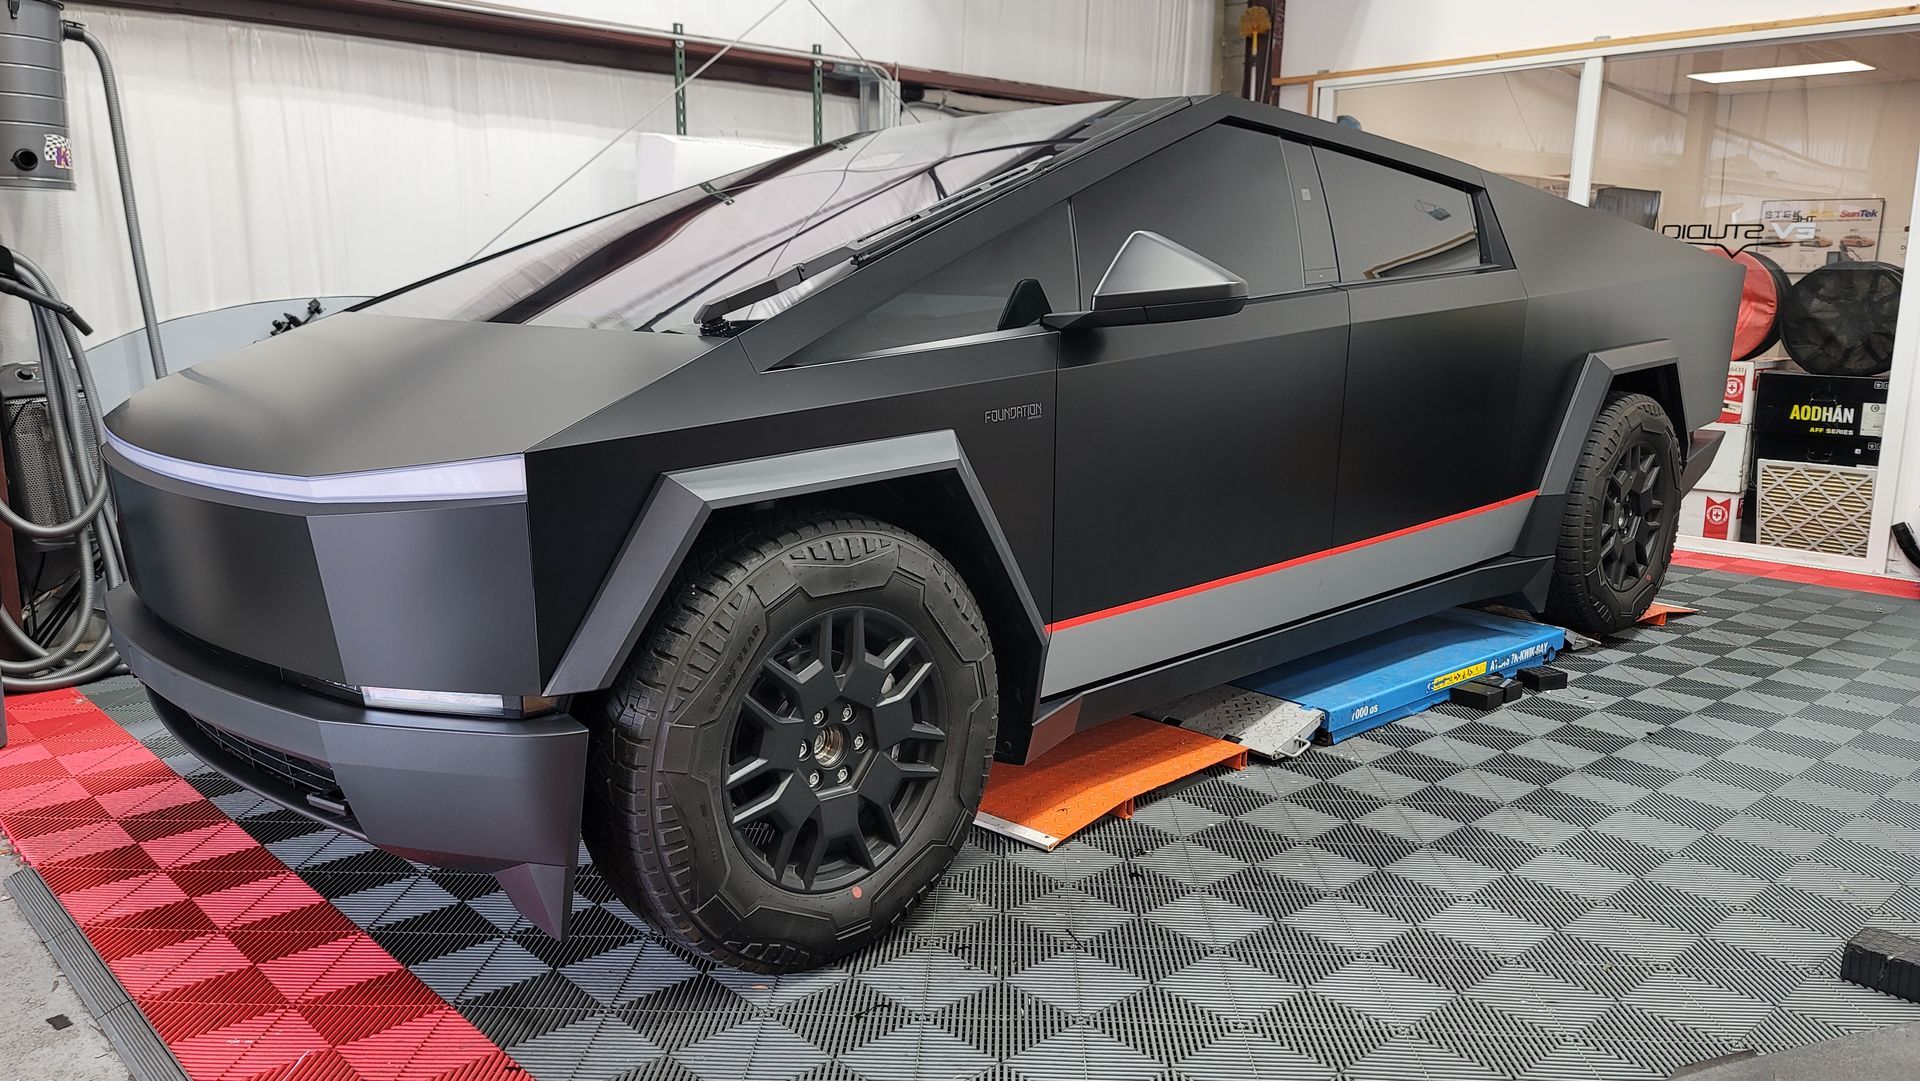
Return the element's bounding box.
[108,585,589,936]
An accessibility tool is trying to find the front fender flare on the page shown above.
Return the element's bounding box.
[544,430,1045,697]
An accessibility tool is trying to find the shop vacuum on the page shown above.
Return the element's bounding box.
[0,0,169,704]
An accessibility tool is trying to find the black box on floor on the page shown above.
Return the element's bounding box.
[1842,928,1920,1003]
[1449,678,1504,710]
[1517,666,1567,691]
[1752,371,1888,452]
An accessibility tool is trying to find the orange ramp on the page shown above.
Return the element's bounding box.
[1638,600,1699,627]
[975,715,1248,850]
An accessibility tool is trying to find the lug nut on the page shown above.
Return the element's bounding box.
[836,768,848,783]
[853,734,866,751]
[807,771,821,789]
[841,705,854,722]
[799,743,809,759]
[812,710,825,726]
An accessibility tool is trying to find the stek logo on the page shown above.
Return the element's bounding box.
[1661,221,1816,242]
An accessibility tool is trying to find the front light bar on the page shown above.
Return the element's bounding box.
[360,686,562,718]
[106,431,526,503]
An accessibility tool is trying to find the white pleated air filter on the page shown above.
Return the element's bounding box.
[1755,458,1876,557]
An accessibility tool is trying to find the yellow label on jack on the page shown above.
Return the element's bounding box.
[1429,661,1488,693]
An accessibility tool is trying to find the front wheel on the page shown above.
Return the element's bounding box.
[1545,392,1682,636]
[583,511,996,972]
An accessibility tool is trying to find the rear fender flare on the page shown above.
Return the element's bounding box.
[544,431,1045,706]
[1513,340,1685,560]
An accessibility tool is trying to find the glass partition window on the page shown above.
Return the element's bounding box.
[1593,35,1920,266]
[1331,66,1583,191]
[1590,34,1916,559]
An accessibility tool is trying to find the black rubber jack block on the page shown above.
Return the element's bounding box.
[1842,927,1920,1002]
[1449,680,1504,710]
[1517,666,1568,692]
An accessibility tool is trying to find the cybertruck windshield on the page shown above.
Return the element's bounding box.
[362,101,1146,333]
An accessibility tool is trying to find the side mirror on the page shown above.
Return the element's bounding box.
[1043,231,1249,330]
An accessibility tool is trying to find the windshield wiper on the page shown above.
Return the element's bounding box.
[693,156,1054,333]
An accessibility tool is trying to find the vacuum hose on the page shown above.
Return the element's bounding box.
[65,21,166,379]
[0,251,126,690]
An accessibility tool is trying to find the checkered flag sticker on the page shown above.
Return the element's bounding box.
[44,133,73,170]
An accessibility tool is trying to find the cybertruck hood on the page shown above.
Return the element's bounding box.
[104,313,715,476]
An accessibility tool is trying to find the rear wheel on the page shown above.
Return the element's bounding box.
[583,511,996,972]
[1545,392,1681,636]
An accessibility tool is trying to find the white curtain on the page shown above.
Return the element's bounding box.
[407,1,1221,97]
[0,4,857,373]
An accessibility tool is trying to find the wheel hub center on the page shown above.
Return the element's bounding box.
[812,724,850,769]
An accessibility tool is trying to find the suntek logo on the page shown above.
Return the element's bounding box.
[1789,403,1855,425]
[1660,221,1815,242]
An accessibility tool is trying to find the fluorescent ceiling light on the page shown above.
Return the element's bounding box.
[1688,60,1874,84]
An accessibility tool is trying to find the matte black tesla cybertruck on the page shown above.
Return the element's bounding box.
[104,95,1740,971]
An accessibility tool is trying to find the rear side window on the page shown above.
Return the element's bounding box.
[794,202,1076,361]
[1313,148,1481,281]
[1072,124,1304,303]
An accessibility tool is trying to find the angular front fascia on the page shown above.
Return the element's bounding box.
[108,444,544,695]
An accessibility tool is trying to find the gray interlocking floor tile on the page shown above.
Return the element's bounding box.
[75,566,1920,1081]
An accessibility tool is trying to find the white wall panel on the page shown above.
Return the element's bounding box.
[0,4,847,377]
[1280,1,1861,76]
[403,1,1218,96]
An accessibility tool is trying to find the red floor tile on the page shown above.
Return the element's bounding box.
[1673,548,1920,599]
[0,688,520,1080]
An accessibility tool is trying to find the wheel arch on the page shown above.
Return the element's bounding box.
[1512,340,1688,564]
[545,432,1047,757]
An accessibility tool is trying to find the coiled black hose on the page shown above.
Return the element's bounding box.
[0,253,125,690]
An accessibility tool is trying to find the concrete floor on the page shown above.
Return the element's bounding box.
[0,842,132,1081]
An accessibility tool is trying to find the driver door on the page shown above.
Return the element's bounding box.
[1048,124,1350,696]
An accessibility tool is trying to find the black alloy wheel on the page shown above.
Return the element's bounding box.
[584,511,996,972]
[726,607,948,892]
[1545,392,1682,636]
[1598,435,1668,593]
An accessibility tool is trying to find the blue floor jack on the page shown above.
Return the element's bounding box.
[1153,608,1565,757]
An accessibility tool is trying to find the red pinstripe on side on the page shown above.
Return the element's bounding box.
[1045,489,1542,633]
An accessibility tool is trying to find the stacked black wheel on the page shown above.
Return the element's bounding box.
[1781,261,1902,376]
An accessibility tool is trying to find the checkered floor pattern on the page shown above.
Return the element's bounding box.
[71,565,1920,1080]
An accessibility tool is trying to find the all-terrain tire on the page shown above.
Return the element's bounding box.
[583,511,996,972]
[1545,392,1682,636]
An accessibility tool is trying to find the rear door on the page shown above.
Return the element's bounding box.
[1308,146,1532,541]
[1046,123,1349,695]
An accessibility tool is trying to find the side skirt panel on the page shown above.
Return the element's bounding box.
[1028,554,1553,762]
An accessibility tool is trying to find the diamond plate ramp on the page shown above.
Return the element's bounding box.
[1147,685,1322,760]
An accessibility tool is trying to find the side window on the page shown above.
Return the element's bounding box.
[1072,124,1304,303]
[1312,148,1482,281]
[796,202,1076,361]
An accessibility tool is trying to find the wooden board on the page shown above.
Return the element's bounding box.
[975,715,1248,850]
